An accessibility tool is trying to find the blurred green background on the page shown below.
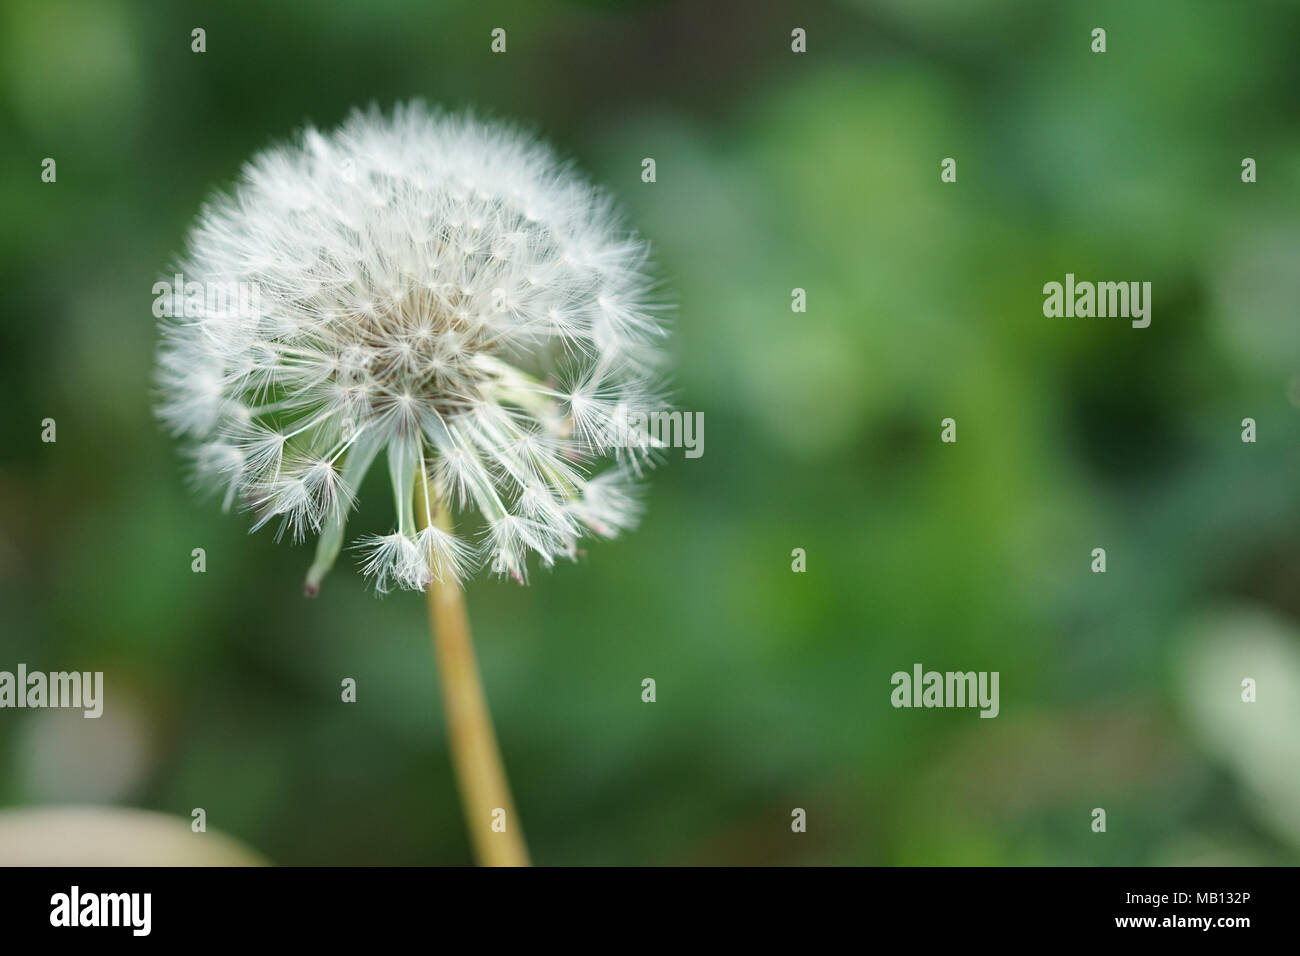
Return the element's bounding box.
[2,0,1299,865]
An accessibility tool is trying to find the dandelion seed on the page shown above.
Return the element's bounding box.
[416,524,474,584]
[356,532,427,593]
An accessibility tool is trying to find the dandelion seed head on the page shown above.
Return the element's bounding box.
[156,102,669,591]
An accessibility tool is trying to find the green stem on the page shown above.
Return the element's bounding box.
[414,476,530,867]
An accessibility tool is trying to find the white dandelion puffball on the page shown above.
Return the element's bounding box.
[156,103,669,593]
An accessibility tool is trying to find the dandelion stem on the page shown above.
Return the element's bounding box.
[414,476,530,867]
